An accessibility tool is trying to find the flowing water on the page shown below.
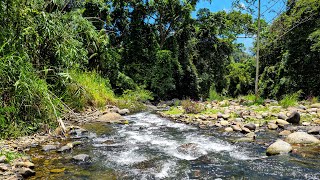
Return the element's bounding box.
[29,112,320,179]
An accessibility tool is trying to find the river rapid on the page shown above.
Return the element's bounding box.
[28,112,320,179]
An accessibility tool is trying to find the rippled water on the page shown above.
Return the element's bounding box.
[29,112,320,179]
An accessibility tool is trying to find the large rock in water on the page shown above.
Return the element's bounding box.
[285,132,320,144]
[176,143,204,158]
[266,139,292,156]
[286,111,300,124]
[72,154,90,162]
[97,112,126,124]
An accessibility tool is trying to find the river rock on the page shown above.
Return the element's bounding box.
[245,132,256,139]
[0,164,9,171]
[57,145,72,153]
[42,145,58,151]
[17,167,35,178]
[14,161,35,169]
[276,119,290,126]
[302,122,311,126]
[279,130,292,136]
[285,132,320,144]
[231,125,242,131]
[308,127,320,135]
[72,154,90,162]
[286,111,300,124]
[266,139,292,156]
[177,143,203,157]
[220,120,229,126]
[268,123,278,130]
[244,123,256,131]
[311,103,320,108]
[241,127,251,134]
[0,156,6,163]
[224,127,233,132]
[278,113,287,120]
[118,109,130,115]
[97,112,126,124]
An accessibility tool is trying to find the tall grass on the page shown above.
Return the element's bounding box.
[62,71,116,111]
[279,91,301,108]
[240,94,264,105]
[207,85,224,101]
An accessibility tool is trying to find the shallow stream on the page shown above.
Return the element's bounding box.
[28,112,320,179]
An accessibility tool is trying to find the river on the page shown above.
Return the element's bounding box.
[29,112,320,179]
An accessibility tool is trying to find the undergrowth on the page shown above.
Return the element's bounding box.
[279,91,301,108]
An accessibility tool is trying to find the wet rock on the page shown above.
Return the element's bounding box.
[0,156,7,163]
[57,145,72,153]
[72,154,90,162]
[236,137,254,143]
[308,127,320,135]
[285,132,320,144]
[266,139,292,156]
[71,141,82,147]
[279,130,292,136]
[286,111,300,124]
[224,127,233,132]
[118,109,130,115]
[96,112,126,124]
[42,145,58,151]
[268,123,278,130]
[278,113,287,120]
[302,122,311,126]
[244,123,256,131]
[177,143,203,157]
[16,167,35,178]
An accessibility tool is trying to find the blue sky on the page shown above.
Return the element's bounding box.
[193,0,286,52]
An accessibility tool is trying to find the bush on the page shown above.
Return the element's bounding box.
[240,94,264,105]
[207,85,224,101]
[116,87,153,112]
[181,99,204,114]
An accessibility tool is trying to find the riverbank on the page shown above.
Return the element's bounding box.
[0,105,131,179]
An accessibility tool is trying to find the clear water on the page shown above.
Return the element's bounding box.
[29,112,320,179]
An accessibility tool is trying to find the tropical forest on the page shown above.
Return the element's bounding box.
[1,0,320,179]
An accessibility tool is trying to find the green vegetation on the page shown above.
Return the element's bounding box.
[279,92,301,108]
[0,150,23,162]
[163,107,184,116]
[1,0,320,138]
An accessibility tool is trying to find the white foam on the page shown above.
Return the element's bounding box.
[155,161,176,179]
[111,147,147,165]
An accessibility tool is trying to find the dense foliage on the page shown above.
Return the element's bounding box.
[1,0,319,138]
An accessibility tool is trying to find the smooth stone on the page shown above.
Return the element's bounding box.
[220,120,229,126]
[241,127,251,134]
[244,123,256,131]
[224,127,233,132]
[286,111,300,124]
[118,109,130,115]
[262,112,269,118]
[17,167,35,178]
[302,122,311,126]
[0,156,6,163]
[285,132,320,144]
[236,137,254,143]
[268,123,278,130]
[245,132,256,139]
[276,119,290,125]
[231,125,242,131]
[14,161,35,169]
[314,119,320,125]
[0,164,9,171]
[266,139,292,156]
[278,113,287,120]
[96,112,126,123]
[57,145,72,153]
[298,105,307,110]
[42,145,58,151]
[279,130,292,136]
[311,103,320,108]
[308,127,320,135]
[222,114,230,119]
[72,154,91,162]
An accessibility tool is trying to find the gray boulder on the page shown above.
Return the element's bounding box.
[266,139,292,156]
[72,154,91,162]
[244,123,256,131]
[308,126,320,135]
[42,145,58,151]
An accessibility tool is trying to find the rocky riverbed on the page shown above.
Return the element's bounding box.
[1,99,320,179]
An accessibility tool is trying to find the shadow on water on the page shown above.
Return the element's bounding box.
[27,112,320,179]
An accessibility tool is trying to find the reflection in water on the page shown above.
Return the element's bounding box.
[29,112,320,179]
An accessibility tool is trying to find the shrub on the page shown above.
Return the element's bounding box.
[240,94,264,105]
[116,87,153,112]
[207,85,224,101]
